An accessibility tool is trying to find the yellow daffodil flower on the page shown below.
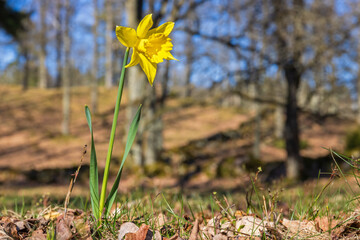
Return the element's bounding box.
[115,14,178,86]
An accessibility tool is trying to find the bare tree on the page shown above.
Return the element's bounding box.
[125,0,147,166]
[272,0,305,179]
[91,0,99,113]
[274,70,284,139]
[17,16,32,91]
[19,33,31,91]
[62,0,71,135]
[184,33,193,97]
[105,0,114,88]
[143,0,203,165]
[38,0,47,89]
[185,0,352,179]
[54,0,62,88]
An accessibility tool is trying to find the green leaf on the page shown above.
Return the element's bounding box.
[104,104,142,217]
[85,106,100,219]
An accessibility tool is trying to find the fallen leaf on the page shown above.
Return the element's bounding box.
[125,224,150,240]
[118,222,139,240]
[43,210,61,221]
[331,218,360,239]
[29,228,47,240]
[235,210,247,220]
[153,230,162,240]
[213,234,228,240]
[14,220,27,231]
[0,229,12,240]
[4,222,20,239]
[56,215,72,240]
[314,216,339,233]
[235,216,266,237]
[154,213,168,228]
[73,217,91,239]
[189,219,199,240]
[282,219,318,233]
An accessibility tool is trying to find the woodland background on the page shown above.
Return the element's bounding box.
[1,0,360,195]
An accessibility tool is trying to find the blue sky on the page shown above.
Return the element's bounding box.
[0,0,358,92]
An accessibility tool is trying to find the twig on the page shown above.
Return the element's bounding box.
[64,145,87,215]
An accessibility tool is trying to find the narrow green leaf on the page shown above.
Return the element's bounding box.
[85,106,100,219]
[104,104,142,216]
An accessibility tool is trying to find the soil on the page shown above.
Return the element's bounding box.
[0,85,353,196]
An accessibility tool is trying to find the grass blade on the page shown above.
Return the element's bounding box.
[104,104,142,216]
[85,106,100,219]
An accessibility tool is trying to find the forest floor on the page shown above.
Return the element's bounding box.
[0,85,359,239]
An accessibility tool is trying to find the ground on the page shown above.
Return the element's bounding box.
[0,85,352,194]
[1,85,360,239]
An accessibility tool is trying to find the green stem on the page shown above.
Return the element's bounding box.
[98,47,130,220]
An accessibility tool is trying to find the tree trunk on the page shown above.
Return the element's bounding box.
[274,70,284,139]
[126,0,146,166]
[160,61,170,104]
[253,100,261,159]
[275,105,284,139]
[19,18,31,92]
[284,63,302,179]
[144,86,159,165]
[184,33,193,97]
[248,82,261,159]
[38,0,47,89]
[91,0,99,114]
[55,0,62,88]
[312,65,325,115]
[62,0,71,136]
[21,46,30,91]
[274,0,304,179]
[358,76,360,124]
[105,0,113,88]
[357,37,360,124]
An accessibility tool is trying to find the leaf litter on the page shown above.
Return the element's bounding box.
[1,205,360,239]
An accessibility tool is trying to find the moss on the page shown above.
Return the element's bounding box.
[144,162,172,177]
[273,139,309,150]
[242,155,263,173]
[345,127,360,153]
[216,157,242,178]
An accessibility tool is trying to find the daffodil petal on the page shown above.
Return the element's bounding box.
[115,26,137,47]
[125,50,140,68]
[166,52,178,61]
[137,14,153,38]
[148,22,174,37]
[139,54,157,86]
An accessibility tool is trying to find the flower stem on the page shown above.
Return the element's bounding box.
[98,47,130,220]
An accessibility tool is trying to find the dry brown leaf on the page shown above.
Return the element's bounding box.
[43,210,61,221]
[213,233,227,240]
[56,215,72,240]
[282,219,318,233]
[125,224,150,240]
[73,217,92,239]
[189,219,199,240]
[15,220,30,231]
[331,218,360,239]
[0,217,15,230]
[118,222,140,240]
[314,216,339,233]
[3,222,20,239]
[154,213,168,228]
[235,210,247,220]
[29,228,47,240]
